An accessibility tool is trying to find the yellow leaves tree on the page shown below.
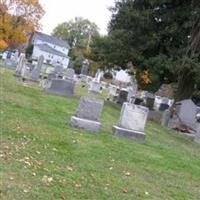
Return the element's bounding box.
[0,0,44,50]
[140,69,152,89]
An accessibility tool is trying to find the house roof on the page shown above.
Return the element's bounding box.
[34,32,70,49]
[36,44,69,58]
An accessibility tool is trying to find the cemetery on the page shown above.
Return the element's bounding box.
[1,0,200,199]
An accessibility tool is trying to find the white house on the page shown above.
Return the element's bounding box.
[31,32,70,67]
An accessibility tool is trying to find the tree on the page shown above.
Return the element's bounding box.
[52,17,99,48]
[0,0,44,49]
[94,0,200,97]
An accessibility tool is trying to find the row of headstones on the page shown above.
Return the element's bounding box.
[14,54,44,82]
[107,84,174,113]
[70,96,149,143]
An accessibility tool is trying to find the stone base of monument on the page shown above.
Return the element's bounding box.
[71,116,101,132]
[112,125,145,142]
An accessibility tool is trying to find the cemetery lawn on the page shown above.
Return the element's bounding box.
[1,68,200,200]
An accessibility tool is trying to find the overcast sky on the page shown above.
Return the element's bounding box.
[39,0,115,35]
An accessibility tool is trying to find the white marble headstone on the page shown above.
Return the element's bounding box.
[119,103,149,132]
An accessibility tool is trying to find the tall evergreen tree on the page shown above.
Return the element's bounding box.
[92,0,200,97]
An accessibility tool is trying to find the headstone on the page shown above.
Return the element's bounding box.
[117,89,128,104]
[134,98,144,105]
[94,69,101,82]
[14,54,26,76]
[5,59,17,68]
[31,55,44,81]
[127,81,138,102]
[54,64,63,74]
[46,79,75,97]
[168,99,197,133]
[89,81,101,93]
[161,109,171,127]
[81,59,89,75]
[113,103,149,142]
[71,97,104,132]
[145,93,155,110]
[66,68,75,79]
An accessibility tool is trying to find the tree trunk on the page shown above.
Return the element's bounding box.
[175,66,196,102]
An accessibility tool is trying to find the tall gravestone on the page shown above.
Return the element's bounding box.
[71,97,104,132]
[113,103,149,142]
[168,99,197,133]
[14,54,26,76]
[46,79,75,97]
[81,59,89,75]
[31,55,44,81]
[127,80,138,102]
[66,68,75,79]
[145,93,155,110]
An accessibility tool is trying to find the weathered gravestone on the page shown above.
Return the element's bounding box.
[5,59,17,69]
[89,81,102,93]
[31,55,44,81]
[117,89,128,105]
[66,68,75,79]
[145,93,155,110]
[108,85,119,101]
[168,99,197,133]
[71,97,104,132]
[113,103,149,142]
[40,73,56,89]
[161,109,171,127]
[14,54,26,76]
[54,64,64,74]
[81,59,89,75]
[127,81,138,102]
[46,79,75,97]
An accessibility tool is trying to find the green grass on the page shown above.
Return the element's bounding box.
[1,68,200,200]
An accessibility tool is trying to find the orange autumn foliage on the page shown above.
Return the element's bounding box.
[0,0,44,50]
[141,70,152,85]
[0,39,8,49]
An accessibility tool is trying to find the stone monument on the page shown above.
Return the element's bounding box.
[113,103,149,142]
[71,97,104,132]
[31,55,44,81]
[46,79,75,97]
[14,54,26,76]
[168,99,197,133]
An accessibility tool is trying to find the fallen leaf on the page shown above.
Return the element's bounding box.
[124,171,131,176]
[42,175,53,185]
[75,183,81,188]
[145,191,149,195]
[32,172,36,176]
[122,188,128,193]
[66,166,73,171]
[109,167,113,170]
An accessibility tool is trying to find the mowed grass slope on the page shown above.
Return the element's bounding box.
[1,68,200,200]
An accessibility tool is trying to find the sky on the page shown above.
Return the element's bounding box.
[39,0,115,35]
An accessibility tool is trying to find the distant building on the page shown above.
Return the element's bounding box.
[31,32,70,67]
